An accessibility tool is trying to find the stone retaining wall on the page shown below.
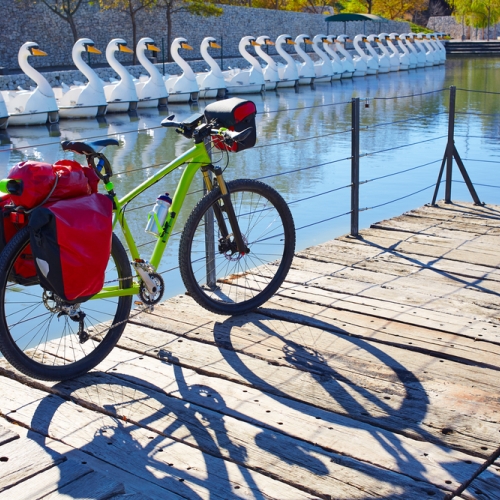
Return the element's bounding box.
[1,1,408,71]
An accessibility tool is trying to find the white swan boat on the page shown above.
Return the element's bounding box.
[428,34,445,64]
[294,35,315,85]
[364,35,381,75]
[372,35,391,73]
[389,33,410,71]
[407,33,427,67]
[334,35,355,78]
[255,36,279,91]
[275,34,299,88]
[378,34,399,72]
[135,37,168,108]
[53,38,107,119]
[323,36,343,80]
[415,33,435,67]
[1,42,59,126]
[164,38,199,103]
[398,34,418,69]
[196,37,226,99]
[311,35,333,83]
[352,34,369,77]
[223,36,265,94]
[103,39,139,113]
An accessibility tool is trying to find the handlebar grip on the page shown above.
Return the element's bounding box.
[0,178,23,196]
[229,127,253,143]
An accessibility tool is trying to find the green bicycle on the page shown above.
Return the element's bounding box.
[0,101,295,381]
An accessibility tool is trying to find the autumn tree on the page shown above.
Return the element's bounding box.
[160,0,223,61]
[96,0,157,64]
[22,0,87,43]
[372,0,428,20]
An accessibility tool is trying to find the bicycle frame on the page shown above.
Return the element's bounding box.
[92,140,212,300]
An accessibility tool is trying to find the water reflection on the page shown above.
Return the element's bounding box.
[1,59,499,299]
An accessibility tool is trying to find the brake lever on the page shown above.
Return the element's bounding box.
[161,114,180,128]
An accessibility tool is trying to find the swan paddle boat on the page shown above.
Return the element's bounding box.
[398,34,418,69]
[389,33,410,70]
[323,36,343,80]
[275,34,299,88]
[414,33,435,66]
[351,34,369,77]
[334,35,355,78]
[294,35,315,85]
[1,42,59,126]
[103,39,139,113]
[196,37,226,99]
[135,38,168,108]
[407,33,427,67]
[372,34,391,73]
[377,34,399,72]
[223,36,265,94]
[164,38,199,103]
[53,38,107,119]
[311,35,333,83]
[364,35,381,75]
[255,36,279,90]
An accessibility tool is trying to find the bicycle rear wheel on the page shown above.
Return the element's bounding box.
[179,178,295,315]
[0,228,133,381]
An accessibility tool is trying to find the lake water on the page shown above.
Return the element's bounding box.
[1,57,499,300]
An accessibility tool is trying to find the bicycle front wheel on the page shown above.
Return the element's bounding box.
[179,179,295,315]
[0,228,133,381]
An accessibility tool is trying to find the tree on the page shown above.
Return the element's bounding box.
[449,0,500,40]
[161,0,223,61]
[24,0,86,43]
[96,0,157,64]
[372,0,428,20]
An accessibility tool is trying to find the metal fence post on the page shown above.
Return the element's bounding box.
[445,85,456,203]
[351,97,360,237]
[203,138,216,288]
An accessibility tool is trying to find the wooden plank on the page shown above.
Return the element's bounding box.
[0,376,324,500]
[337,231,500,268]
[4,459,93,500]
[270,282,500,342]
[405,202,500,226]
[371,214,497,237]
[0,435,65,492]
[0,423,18,446]
[115,313,500,457]
[41,470,125,499]
[297,239,500,283]
[290,254,500,299]
[27,369,449,499]
[261,295,500,369]
[89,346,485,493]
[460,461,500,500]
[267,266,500,323]
[0,416,176,500]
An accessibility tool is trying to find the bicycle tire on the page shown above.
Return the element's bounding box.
[0,228,133,381]
[179,179,295,315]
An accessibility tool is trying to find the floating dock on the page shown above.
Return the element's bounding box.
[1,200,500,499]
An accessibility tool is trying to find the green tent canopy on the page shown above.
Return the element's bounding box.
[324,13,388,22]
[324,13,389,35]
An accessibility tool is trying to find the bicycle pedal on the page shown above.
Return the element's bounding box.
[134,300,154,314]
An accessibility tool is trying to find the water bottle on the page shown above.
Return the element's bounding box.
[145,193,172,236]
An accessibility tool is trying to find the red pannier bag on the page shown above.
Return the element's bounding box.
[28,194,113,304]
[0,195,36,283]
[204,98,257,153]
[7,159,98,209]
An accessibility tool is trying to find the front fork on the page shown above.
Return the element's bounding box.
[201,165,249,255]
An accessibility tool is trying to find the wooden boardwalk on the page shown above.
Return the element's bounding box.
[1,200,500,499]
